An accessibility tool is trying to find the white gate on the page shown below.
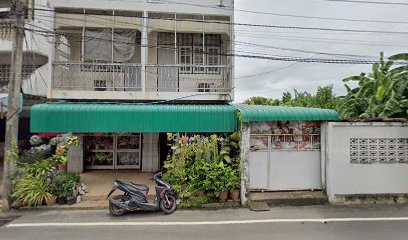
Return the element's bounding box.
[249,122,322,191]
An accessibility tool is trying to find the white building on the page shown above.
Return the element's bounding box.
[1,0,235,172]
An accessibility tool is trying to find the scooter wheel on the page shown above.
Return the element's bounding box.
[109,195,127,216]
[159,194,177,214]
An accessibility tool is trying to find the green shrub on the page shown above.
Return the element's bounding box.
[188,159,207,193]
[51,172,80,199]
[12,175,52,206]
[203,160,234,196]
[26,159,53,178]
[20,147,48,164]
[179,195,212,208]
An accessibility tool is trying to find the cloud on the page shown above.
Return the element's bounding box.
[233,0,408,102]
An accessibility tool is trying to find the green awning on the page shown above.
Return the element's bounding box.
[235,104,339,122]
[31,103,237,133]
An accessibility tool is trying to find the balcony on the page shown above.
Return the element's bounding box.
[51,62,232,101]
[146,64,231,92]
[53,62,142,91]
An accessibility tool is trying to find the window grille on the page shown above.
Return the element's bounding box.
[250,134,321,152]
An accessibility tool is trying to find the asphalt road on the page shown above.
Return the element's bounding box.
[1,205,408,240]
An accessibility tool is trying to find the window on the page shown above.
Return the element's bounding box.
[193,46,205,73]
[84,29,140,63]
[158,33,222,74]
[207,47,220,74]
[250,121,321,151]
[179,46,192,73]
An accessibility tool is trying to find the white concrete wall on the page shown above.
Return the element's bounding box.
[323,122,408,202]
[250,151,321,191]
[142,133,160,173]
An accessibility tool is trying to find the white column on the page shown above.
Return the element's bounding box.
[141,11,148,93]
[240,122,251,206]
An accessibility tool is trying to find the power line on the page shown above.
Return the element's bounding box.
[32,12,408,48]
[234,41,378,59]
[28,14,394,58]
[22,26,408,65]
[324,0,408,6]
[237,32,408,47]
[30,7,408,35]
[156,0,408,23]
[23,29,48,88]
[235,61,303,79]
[28,15,391,59]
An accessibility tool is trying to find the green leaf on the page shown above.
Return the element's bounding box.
[223,155,231,164]
[375,85,385,100]
[388,53,408,61]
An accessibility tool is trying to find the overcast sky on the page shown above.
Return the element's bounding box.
[233,0,408,102]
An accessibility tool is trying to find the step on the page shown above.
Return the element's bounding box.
[251,191,328,207]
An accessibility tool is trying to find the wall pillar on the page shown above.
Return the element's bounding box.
[141,11,148,94]
[68,135,83,173]
[240,122,251,206]
[142,133,160,172]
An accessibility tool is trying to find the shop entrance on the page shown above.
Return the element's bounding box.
[83,133,141,170]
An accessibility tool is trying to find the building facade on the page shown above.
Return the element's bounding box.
[7,0,235,173]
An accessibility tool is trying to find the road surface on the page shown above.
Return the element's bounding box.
[1,205,408,240]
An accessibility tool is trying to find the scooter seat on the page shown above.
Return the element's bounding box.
[128,182,149,191]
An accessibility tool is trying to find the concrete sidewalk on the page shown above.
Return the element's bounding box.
[80,170,155,201]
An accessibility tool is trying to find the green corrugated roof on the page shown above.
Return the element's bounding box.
[235,104,339,122]
[31,103,237,133]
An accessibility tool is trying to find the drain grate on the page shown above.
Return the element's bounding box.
[0,215,21,227]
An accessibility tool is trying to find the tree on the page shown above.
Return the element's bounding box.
[243,96,280,106]
[337,52,408,119]
[242,85,340,110]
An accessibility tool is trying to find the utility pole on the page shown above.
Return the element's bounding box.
[2,0,25,211]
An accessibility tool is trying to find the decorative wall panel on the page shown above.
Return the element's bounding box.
[350,138,408,164]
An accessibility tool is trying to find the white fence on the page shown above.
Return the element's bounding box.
[322,122,408,203]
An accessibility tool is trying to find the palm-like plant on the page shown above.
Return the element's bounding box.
[337,52,408,119]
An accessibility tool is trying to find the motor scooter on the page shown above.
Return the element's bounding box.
[106,172,177,216]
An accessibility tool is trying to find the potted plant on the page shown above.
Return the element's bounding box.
[45,196,57,206]
[228,171,241,201]
[189,160,207,197]
[56,155,68,173]
[204,161,230,202]
[12,175,52,207]
[51,172,80,205]
[54,144,68,173]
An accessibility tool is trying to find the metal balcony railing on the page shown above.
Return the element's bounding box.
[53,62,142,91]
[53,62,232,93]
[146,64,231,92]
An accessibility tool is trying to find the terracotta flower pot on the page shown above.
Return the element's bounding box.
[196,191,205,197]
[229,190,240,201]
[58,163,67,173]
[219,191,228,202]
[45,196,57,206]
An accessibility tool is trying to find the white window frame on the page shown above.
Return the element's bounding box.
[193,46,206,74]
[207,47,221,74]
[178,46,192,74]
